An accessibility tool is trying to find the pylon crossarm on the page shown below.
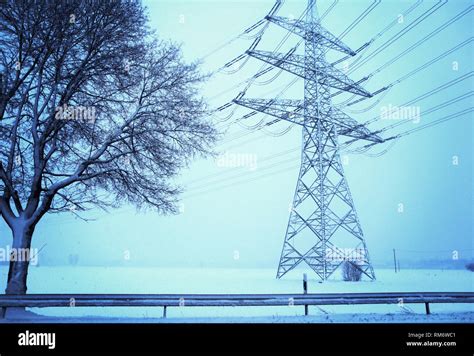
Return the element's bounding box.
[266,15,356,55]
[233,98,305,126]
[247,50,371,97]
[235,97,382,143]
[331,107,383,143]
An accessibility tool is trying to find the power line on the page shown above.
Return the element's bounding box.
[349,0,448,74]
[200,0,285,63]
[342,70,474,143]
[351,107,473,154]
[183,146,300,186]
[341,5,473,109]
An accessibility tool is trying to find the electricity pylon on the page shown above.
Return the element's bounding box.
[234,0,378,280]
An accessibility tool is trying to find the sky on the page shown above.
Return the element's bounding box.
[0,0,472,272]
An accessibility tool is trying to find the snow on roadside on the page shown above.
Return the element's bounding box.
[2,311,473,323]
[0,266,472,321]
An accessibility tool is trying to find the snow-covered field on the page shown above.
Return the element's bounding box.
[0,266,472,322]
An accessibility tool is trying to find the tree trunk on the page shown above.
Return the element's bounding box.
[5,223,34,295]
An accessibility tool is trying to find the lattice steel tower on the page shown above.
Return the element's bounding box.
[234,0,380,280]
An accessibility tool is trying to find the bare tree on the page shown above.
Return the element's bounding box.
[342,261,363,282]
[0,0,216,295]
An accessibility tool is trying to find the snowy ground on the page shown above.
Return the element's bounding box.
[0,267,472,322]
